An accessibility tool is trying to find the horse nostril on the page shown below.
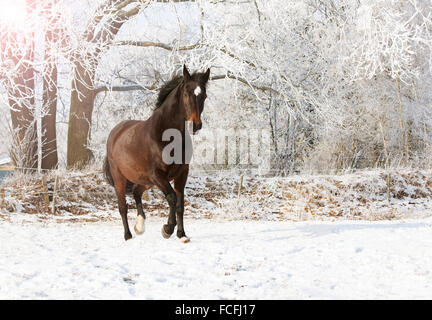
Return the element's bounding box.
[192,122,202,134]
[193,122,202,132]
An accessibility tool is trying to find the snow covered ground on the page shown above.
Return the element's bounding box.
[1,216,432,299]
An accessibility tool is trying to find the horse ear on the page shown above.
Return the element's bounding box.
[203,68,210,83]
[183,65,191,81]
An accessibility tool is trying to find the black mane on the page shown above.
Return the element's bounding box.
[155,71,208,110]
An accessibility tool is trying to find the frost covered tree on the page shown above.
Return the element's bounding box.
[67,0,432,173]
[65,0,148,168]
[1,1,48,170]
[1,0,431,174]
[0,0,71,170]
[188,0,432,173]
[65,0,198,169]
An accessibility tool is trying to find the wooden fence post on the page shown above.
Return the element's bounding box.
[237,174,244,198]
[51,175,59,214]
[41,176,50,208]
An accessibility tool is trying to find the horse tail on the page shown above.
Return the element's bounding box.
[104,156,134,194]
[103,156,114,186]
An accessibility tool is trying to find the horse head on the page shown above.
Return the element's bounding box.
[179,65,210,134]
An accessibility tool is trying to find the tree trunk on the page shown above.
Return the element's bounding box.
[6,30,38,171]
[65,2,145,169]
[41,56,59,169]
[41,3,59,170]
[8,78,38,171]
[66,59,95,169]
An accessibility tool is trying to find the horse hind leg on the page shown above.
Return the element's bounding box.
[133,185,147,235]
[110,164,132,240]
[117,186,132,240]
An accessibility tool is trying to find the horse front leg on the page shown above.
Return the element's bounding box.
[161,191,177,239]
[153,170,177,239]
[175,191,189,243]
[174,168,189,243]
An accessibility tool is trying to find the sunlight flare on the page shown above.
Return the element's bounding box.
[0,0,28,25]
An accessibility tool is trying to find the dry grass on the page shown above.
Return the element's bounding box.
[0,168,431,223]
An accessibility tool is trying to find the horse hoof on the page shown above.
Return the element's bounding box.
[134,225,145,235]
[124,232,133,241]
[180,236,190,243]
[161,225,172,239]
[134,216,145,235]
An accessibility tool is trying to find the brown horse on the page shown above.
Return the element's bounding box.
[104,65,210,241]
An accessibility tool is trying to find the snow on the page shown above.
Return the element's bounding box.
[1,216,432,299]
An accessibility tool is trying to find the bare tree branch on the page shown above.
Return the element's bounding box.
[94,84,156,94]
[112,40,200,51]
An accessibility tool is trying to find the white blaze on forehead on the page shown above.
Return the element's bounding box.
[194,85,202,96]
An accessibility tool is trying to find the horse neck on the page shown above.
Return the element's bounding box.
[152,86,185,135]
